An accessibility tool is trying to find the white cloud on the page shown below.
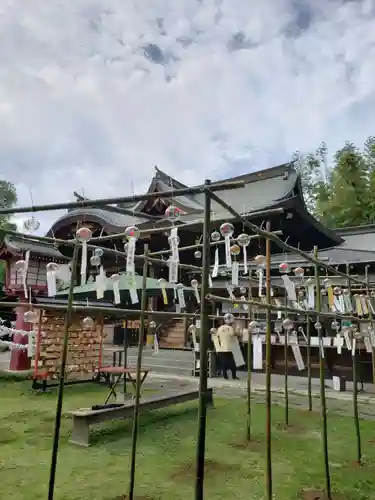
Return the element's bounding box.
[0,0,375,233]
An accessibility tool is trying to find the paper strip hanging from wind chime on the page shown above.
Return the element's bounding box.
[191,279,200,304]
[176,283,186,309]
[211,230,221,278]
[76,227,92,286]
[254,255,266,297]
[230,244,240,286]
[91,248,106,299]
[279,262,297,301]
[237,233,250,275]
[220,222,234,269]
[110,274,121,304]
[124,225,140,302]
[46,262,60,297]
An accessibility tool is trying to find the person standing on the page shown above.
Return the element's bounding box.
[217,316,239,380]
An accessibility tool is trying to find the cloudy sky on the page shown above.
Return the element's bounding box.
[0,0,375,233]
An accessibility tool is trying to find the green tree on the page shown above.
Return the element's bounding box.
[0,180,17,231]
[297,137,375,228]
[0,181,17,288]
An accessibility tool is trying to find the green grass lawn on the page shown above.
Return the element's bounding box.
[1,379,375,500]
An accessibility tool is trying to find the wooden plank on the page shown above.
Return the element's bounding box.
[69,389,213,447]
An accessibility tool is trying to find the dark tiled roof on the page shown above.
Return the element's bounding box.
[270,246,375,267]
[2,235,68,260]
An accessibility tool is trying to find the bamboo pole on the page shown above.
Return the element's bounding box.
[364,266,375,386]
[128,244,149,500]
[194,180,211,500]
[204,295,370,325]
[0,180,245,216]
[314,246,331,500]
[284,327,289,426]
[265,221,273,500]
[149,231,283,257]
[307,318,312,411]
[207,190,368,287]
[4,230,202,272]
[246,277,253,442]
[47,245,79,500]
[347,264,361,465]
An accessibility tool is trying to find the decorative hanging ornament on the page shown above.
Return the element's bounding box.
[220,222,234,269]
[240,286,247,295]
[230,244,240,256]
[211,230,221,242]
[211,230,221,278]
[224,313,234,325]
[279,262,290,274]
[76,227,92,286]
[46,262,60,297]
[23,216,40,233]
[94,247,103,257]
[254,254,266,267]
[176,283,186,309]
[158,278,168,305]
[149,320,157,330]
[282,317,294,330]
[24,310,37,324]
[191,279,200,304]
[331,320,340,331]
[237,233,250,274]
[210,327,217,335]
[165,205,182,220]
[249,320,260,332]
[109,274,121,304]
[90,255,101,267]
[15,257,29,298]
[82,316,94,329]
[230,244,240,286]
[194,250,202,259]
[294,267,304,278]
[124,225,139,275]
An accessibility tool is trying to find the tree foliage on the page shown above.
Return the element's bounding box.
[295,137,375,228]
[0,180,17,232]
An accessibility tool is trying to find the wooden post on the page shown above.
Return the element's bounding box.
[246,277,253,442]
[307,318,312,411]
[314,246,331,500]
[48,245,79,500]
[194,180,211,500]
[128,245,149,500]
[265,221,273,500]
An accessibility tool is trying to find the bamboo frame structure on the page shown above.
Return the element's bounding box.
[307,318,312,411]
[246,279,253,442]
[1,177,374,500]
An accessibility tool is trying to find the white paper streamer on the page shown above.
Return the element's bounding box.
[208,275,213,288]
[110,274,121,304]
[80,241,88,286]
[334,334,344,354]
[0,339,28,351]
[129,277,139,304]
[307,283,315,309]
[343,330,352,350]
[281,274,297,301]
[292,343,305,370]
[168,259,178,283]
[176,285,186,309]
[153,333,159,355]
[364,337,372,353]
[95,266,106,299]
[224,235,232,268]
[253,335,263,370]
[344,294,353,313]
[212,248,219,278]
[126,238,136,275]
[231,261,239,286]
[360,296,368,315]
[192,282,200,304]
[258,269,263,297]
[351,338,356,356]
[46,267,57,297]
[243,246,248,274]
[169,227,179,262]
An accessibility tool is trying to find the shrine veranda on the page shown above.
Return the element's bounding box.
[0,172,375,500]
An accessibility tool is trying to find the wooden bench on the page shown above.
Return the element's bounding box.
[69,388,213,447]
